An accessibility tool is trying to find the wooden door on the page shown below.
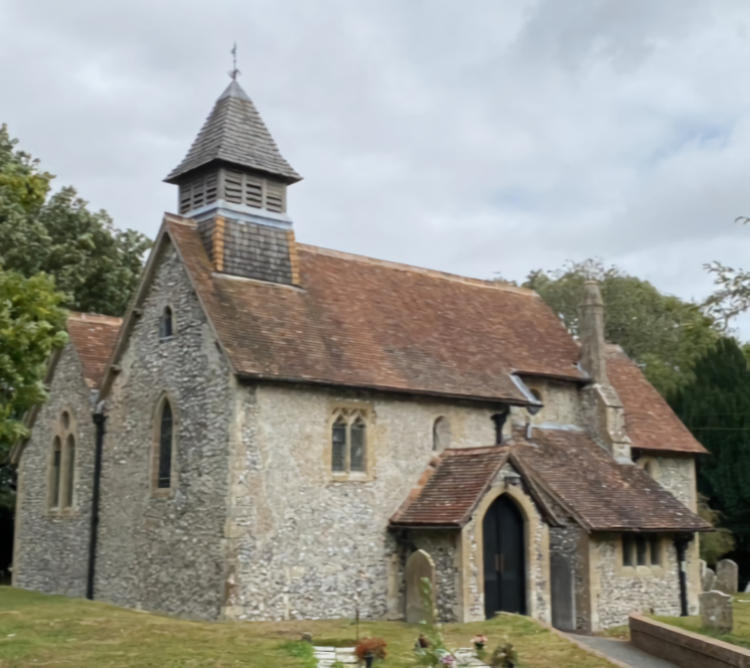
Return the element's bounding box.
[483,495,526,618]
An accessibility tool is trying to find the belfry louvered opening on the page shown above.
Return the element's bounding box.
[178,167,286,215]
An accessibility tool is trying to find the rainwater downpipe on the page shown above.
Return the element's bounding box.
[86,404,106,600]
[674,535,690,617]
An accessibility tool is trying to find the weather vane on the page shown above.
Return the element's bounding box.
[229,42,240,81]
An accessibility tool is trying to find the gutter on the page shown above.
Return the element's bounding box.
[86,404,106,600]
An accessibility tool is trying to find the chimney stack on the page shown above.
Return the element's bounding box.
[579,280,608,384]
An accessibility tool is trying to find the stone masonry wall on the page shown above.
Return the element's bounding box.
[549,524,589,631]
[12,346,95,595]
[94,240,233,619]
[637,454,701,615]
[589,533,682,629]
[222,381,504,621]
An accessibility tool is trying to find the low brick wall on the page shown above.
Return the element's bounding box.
[629,613,750,668]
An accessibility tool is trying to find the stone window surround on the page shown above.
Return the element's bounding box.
[151,393,179,497]
[635,455,661,481]
[617,533,666,577]
[47,407,78,516]
[432,416,451,451]
[327,403,373,482]
[159,304,175,342]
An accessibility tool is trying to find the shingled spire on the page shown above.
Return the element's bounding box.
[166,73,302,285]
[165,80,301,188]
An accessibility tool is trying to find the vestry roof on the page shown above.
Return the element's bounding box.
[163,215,585,404]
[165,80,301,184]
[606,345,708,455]
[67,312,122,388]
[390,428,710,532]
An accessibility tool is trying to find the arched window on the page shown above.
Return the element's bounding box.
[63,434,75,508]
[432,416,451,451]
[350,416,366,472]
[331,415,347,472]
[50,436,62,508]
[156,400,174,489]
[330,409,368,475]
[159,306,173,340]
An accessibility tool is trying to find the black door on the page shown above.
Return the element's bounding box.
[483,495,525,618]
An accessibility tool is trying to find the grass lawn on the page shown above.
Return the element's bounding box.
[0,587,616,667]
[655,592,750,650]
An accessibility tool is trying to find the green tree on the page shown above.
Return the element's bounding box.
[0,124,151,316]
[669,338,750,553]
[524,259,719,397]
[0,267,68,576]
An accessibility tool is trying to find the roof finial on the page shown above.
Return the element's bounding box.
[229,42,240,81]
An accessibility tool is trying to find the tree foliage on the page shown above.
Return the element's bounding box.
[697,494,736,566]
[669,338,750,553]
[0,269,68,495]
[0,124,151,316]
[524,259,719,397]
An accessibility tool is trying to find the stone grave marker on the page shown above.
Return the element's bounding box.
[702,566,716,592]
[405,549,435,624]
[716,558,739,595]
[700,590,733,633]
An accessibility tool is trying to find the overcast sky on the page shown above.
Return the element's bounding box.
[3,1,750,335]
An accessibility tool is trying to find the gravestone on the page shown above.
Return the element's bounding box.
[702,566,716,592]
[405,549,436,624]
[551,553,576,631]
[700,590,733,633]
[716,559,739,595]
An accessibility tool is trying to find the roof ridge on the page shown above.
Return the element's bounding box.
[296,243,538,297]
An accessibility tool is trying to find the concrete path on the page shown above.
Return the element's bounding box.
[565,633,678,668]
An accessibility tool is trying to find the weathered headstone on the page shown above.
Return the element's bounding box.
[551,552,576,631]
[745,582,750,593]
[702,566,716,593]
[716,559,739,595]
[700,590,733,633]
[405,549,435,624]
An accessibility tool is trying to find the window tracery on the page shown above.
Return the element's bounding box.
[330,408,369,476]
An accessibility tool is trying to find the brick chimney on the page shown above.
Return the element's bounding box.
[578,280,632,464]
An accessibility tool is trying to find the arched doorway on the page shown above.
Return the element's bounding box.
[483,494,526,618]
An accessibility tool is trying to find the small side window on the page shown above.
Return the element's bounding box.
[159,306,173,340]
[330,409,370,476]
[622,534,634,566]
[432,417,451,451]
[63,434,75,508]
[50,436,62,508]
[153,396,177,494]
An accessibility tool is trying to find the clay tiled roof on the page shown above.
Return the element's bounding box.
[606,345,707,455]
[165,217,584,404]
[390,447,509,528]
[391,428,709,532]
[67,312,122,388]
[510,427,710,532]
[165,80,301,184]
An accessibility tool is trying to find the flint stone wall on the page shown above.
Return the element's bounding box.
[589,534,682,630]
[222,380,504,621]
[94,241,233,619]
[12,345,95,596]
[550,524,589,631]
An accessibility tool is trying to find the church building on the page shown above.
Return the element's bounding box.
[11,76,710,632]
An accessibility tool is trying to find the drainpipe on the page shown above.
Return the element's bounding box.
[674,535,690,617]
[86,404,106,600]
